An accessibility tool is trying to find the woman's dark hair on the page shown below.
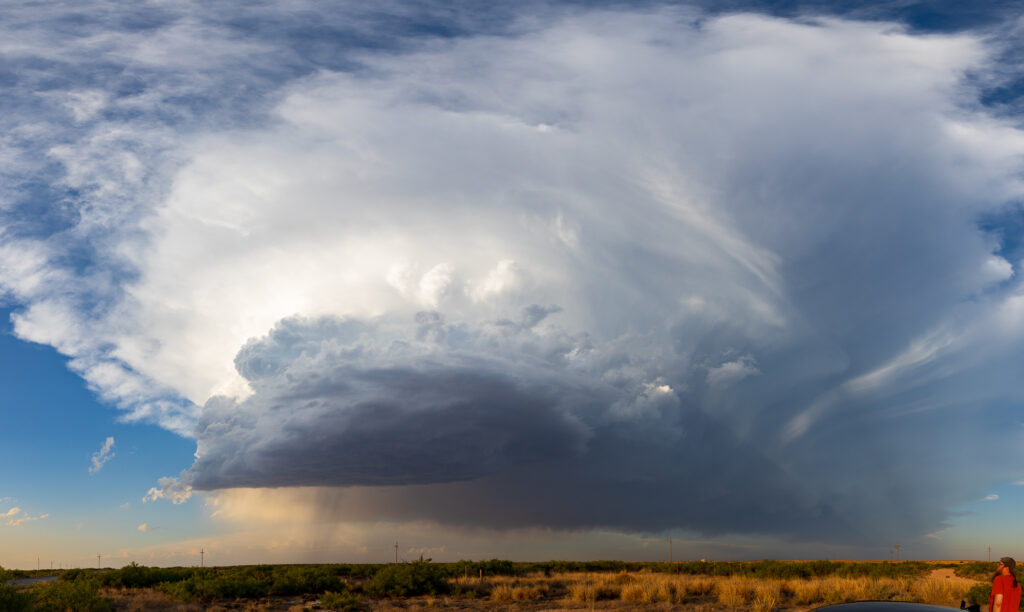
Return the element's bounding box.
[993,557,1018,589]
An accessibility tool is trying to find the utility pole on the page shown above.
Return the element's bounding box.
[200,549,204,568]
[97,554,101,570]
[395,541,399,564]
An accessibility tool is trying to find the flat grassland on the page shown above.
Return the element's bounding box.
[2,560,995,611]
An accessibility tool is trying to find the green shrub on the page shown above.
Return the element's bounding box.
[320,590,365,611]
[156,579,195,602]
[367,561,450,597]
[0,567,33,612]
[98,562,194,589]
[955,562,995,581]
[30,576,114,612]
[212,575,266,599]
[965,582,991,606]
[158,572,269,601]
[329,564,379,579]
[0,588,33,612]
[450,584,479,598]
[269,566,342,595]
[58,568,95,582]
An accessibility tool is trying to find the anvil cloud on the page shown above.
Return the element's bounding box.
[3,3,1024,549]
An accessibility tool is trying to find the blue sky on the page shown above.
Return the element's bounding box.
[3,0,1024,568]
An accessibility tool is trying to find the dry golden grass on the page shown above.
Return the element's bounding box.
[102,586,203,611]
[716,578,748,607]
[508,572,951,610]
[488,575,550,602]
[557,571,633,604]
[513,584,547,600]
[489,583,515,601]
[593,577,623,600]
[618,574,676,603]
[910,577,960,605]
[684,576,717,597]
[783,576,911,606]
[566,580,595,604]
[751,580,783,612]
[787,576,822,605]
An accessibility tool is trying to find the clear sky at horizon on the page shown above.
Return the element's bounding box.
[3,0,1024,569]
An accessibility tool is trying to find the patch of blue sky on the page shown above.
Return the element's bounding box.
[980,77,1024,109]
[435,0,1009,32]
[980,205,1024,277]
[2,181,82,239]
[0,308,195,515]
[939,483,1024,556]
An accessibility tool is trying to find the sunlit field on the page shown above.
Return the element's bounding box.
[0,560,997,611]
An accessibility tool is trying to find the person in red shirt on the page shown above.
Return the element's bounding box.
[990,556,1021,612]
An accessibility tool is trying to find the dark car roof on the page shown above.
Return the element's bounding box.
[813,603,960,611]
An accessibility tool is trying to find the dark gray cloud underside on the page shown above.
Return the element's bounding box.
[192,368,593,488]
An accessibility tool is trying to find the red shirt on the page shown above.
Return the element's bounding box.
[991,574,1021,612]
